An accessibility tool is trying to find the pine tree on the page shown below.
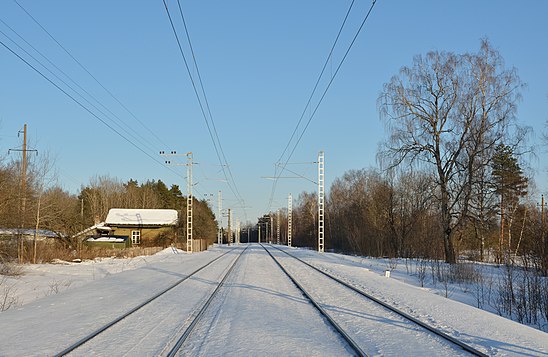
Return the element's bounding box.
[491,144,528,262]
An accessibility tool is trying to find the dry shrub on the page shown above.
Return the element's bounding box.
[78,246,163,260]
[11,240,166,263]
[0,257,23,277]
[450,262,480,284]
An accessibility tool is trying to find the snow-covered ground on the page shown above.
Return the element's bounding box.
[0,244,546,356]
[322,251,548,332]
[1,247,180,308]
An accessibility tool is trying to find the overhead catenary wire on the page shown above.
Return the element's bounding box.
[275,0,357,167]
[266,0,357,211]
[289,1,377,155]
[173,0,247,215]
[161,0,234,201]
[161,0,248,220]
[267,0,378,212]
[177,1,247,219]
[175,0,245,211]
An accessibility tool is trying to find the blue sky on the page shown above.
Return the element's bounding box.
[1,0,547,224]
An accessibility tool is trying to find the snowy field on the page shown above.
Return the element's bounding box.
[1,247,180,308]
[0,244,546,356]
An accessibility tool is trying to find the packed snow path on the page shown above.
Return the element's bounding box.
[0,244,546,356]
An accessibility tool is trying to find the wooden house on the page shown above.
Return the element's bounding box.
[82,208,178,248]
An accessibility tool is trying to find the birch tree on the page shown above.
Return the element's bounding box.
[379,40,524,263]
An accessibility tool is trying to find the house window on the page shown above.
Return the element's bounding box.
[131,230,141,245]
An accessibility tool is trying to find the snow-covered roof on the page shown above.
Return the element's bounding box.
[0,228,58,238]
[105,209,178,226]
[86,237,126,243]
[72,222,107,238]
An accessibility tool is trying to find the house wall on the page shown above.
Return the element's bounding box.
[85,240,128,249]
[109,226,177,247]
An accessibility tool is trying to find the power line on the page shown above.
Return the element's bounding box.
[266,0,356,211]
[0,20,161,156]
[175,0,246,216]
[13,0,169,151]
[0,17,200,197]
[275,0,357,166]
[161,0,247,220]
[267,0,378,211]
[0,38,185,181]
[6,1,214,197]
[6,1,218,203]
[175,0,244,206]
[290,1,377,155]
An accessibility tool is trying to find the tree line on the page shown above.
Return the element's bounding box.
[288,40,546,275]
[0,155,217,263]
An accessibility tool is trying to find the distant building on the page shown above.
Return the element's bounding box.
[0,228,58,241]
[76,208,179,248]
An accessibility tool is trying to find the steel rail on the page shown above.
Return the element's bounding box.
[54,247,238,357]
[166,245,249,356]
[271,245,489,357]
[260,244,367,357]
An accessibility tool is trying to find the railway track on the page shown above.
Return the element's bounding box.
[262,244,488,357]
[165,245,248,356]
[55,246,246,356]
[177,244,357,356]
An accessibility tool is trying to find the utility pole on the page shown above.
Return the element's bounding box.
[541,194,545,225]
[258,223,261,244]
[276,209,280,245]
[288,193,292,247]
[20,124,27,262]
[318,151,325,253]
[186,152,193,253]
[266,218,269,244]
[218,190,222,245]
[8,124,36,263]
[227,208,232,246]
[160,150,194,253]
[270,215,273,243]
[539,194,547,275]
[237,219,240,244]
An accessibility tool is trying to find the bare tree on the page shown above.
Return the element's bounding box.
[0,163,19,225]
[386,170,435,258]
[379,40,524,263]
[29,152,58,263]
[293,192,317,249]
[80,175,125,224]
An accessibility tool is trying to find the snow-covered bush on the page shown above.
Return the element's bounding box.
[0,276,20,312]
